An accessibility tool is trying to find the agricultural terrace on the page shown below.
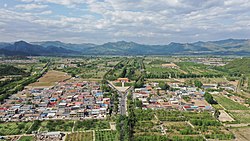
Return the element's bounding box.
[133,109,235,141]
[28,70,71,88]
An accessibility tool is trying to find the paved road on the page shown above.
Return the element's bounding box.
[108,82,132,115]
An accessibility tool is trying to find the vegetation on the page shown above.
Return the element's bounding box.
[26,120,41,134]
[18,136,34,141]
[0,122,32,135]
[0,62,49,102]
[204,92,217,104]
[0,64,27,76]
[75,120,110,131]
[65,132,93,141]
[40,120,74,132]
[213,95,249,110]
[95,130,118,141]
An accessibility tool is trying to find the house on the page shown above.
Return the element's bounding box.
[77,110,85,117]
[7,108,18,115]
[20,105,33,112]
[69,111,77,117]
[58,103,67,108]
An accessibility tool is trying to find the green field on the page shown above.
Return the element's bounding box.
[213,94,249,110]
[60,57,121,79]
[133,109,234,140]
[40,120,74,132]
[95,130,118,141]
[0,122,32,135]
[18,136,34,141]
[229,110,250,123]
[65,131,93,141]
[74,120,110,131]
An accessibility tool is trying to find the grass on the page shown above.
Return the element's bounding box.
[213,94,249,110]
[28,70,71,87]
[18,136,34,141]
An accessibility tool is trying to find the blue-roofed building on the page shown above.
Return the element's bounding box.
[50,98,57,102]
[95,92,103,97]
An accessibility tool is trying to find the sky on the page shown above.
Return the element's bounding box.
[0,0,250,44]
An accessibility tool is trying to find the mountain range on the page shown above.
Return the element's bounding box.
[0,39,250,56]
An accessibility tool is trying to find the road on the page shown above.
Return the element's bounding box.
[108,81,133,115]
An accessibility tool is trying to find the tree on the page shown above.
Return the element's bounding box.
[135,98,143,109]
[194,80,203,88]
[159,82,170,90]
[204,92,217,104]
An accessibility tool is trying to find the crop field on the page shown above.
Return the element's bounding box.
[0,122,32,135]
[229,110,250,123]
[176,62,223,75]
[145,58,225,79]
[60,57,121,80]
[213,94,249,110]
[19,136,35,141]
[133,109,235,141]
[65,131,93,141]
[230,126,250,141]
[28,70,71,87]
[134,121,161,135]
[74,120,110,131]
[95,130,118,141]
[39,120,74,132]
[104,58,144,81]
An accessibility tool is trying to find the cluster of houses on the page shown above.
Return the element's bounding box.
[0,81,110,121]
[133,81,214,111]
[189,57,229,66]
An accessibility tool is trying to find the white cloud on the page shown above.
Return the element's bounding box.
[15,4,48,10]
[1,0,250,44]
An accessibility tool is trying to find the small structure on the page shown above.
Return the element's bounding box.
[116,78,129,83]
[116,78,130,87]
[161,63,179,69]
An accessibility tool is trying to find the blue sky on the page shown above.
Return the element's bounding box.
[0,0,250,44]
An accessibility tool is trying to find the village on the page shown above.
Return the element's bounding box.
[0,56,249,141]
[0,80,110,122]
